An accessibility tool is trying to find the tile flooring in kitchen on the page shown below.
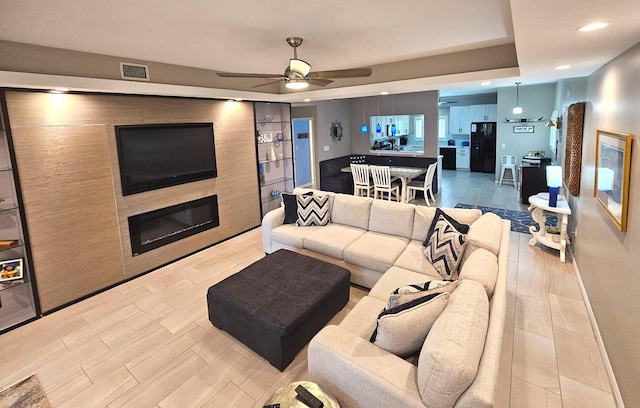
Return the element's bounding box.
[0,171,617,407]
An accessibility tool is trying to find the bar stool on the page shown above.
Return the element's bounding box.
[499,155,517,187]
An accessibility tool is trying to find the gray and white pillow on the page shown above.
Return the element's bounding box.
[424,216,467,279]
[370,292,449,357]
[387,279,459,310]
[296,194,331,226]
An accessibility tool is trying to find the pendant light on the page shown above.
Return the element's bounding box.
[512,82,523,115]
[390,95,397,135]
[376,96,382,133]
[360,98,368,134]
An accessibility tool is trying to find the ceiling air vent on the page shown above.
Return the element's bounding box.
[119,62,149,81]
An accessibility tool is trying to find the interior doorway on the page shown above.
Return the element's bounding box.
[292,118,314,188]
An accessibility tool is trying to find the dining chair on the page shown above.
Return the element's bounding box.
[351,164,374,197]
[369,165,400,201]
[407,162,437,205]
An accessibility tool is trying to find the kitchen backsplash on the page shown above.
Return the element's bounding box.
[438,134,470,146]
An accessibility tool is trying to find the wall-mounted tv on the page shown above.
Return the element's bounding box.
[115,123,217,196]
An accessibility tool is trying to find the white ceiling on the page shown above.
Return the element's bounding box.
[0,0,639,101]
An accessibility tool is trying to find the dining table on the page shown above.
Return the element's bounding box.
[341,165,427,203]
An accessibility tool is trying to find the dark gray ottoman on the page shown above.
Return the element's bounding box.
[207,249,351,371]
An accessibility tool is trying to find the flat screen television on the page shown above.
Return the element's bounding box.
[115,123,217,196]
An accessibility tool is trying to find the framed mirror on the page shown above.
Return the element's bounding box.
[594,130,632,231]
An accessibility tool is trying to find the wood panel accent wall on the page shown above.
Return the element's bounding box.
[5,91,260,312]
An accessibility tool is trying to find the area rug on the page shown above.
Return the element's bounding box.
[454,203,557,234]
[0,375,51,408]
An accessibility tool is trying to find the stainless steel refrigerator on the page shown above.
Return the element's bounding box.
[470,122,497,173]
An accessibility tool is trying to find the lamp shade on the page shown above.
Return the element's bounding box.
[512,106,523,115]
[546,165,563,188]
[361,124,368,134]
[285,79,309,89]
[289,59,311,77]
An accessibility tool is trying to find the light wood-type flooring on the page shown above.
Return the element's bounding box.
[0,171,616,407]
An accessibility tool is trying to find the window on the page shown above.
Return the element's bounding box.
[438,116,447,139]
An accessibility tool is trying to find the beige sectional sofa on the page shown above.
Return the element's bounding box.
[261,188,510,407]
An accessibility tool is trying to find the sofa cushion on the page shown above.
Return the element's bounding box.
[459,247,498,298]
[393,240,441,277]
[423,207,470,247]
[417,279,489,407]
[411,206,482,242]
[282,191,312,224]
[369,266,438,302]
[331,194,373,230]
[368,200,415,239]
[303,224,367,260]
[296,194,331,226]
[466,212,503,256]
[271,224,323,248]
[424,216,467,279]
[343,232,410,273]
[387,280,459,309]
[338,295,385,339]
[370,292,449,357]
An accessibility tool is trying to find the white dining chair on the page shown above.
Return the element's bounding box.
[369,165,400,201]
[407,162,437,205]
[351,163,374,197]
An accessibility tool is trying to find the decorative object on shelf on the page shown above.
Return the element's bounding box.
[504,116,544,123]
[513,125,534,133]
[270,190,281,199]
[563,102,585,196]
[594,129,632,231]
[0,239,18,248]
[270,146,277,161]
[0,258,23,282]
[546,166,563,207]
[512,82,523,114]
[275,132,284,141]
[350,155,366,164]
[330,120,343,142]
[258,163,266,186]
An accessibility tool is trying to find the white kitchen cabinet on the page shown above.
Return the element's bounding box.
[471,104,497,122]
[456,147,470,169]
[449,106,472,134]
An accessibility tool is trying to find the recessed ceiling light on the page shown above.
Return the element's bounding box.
[481,81,491,86]
[555,65,571,70]
[577,22,608,32]
[234,98,243,102]
[381,91,389,95]
[304,98,311,102]
[50,87,69,93]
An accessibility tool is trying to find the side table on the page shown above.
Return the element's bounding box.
[528,193,572,262]
[264,381,340,408]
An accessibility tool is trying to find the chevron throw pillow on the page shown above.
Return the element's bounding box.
[296,194,331,226]
[424,216,467,279]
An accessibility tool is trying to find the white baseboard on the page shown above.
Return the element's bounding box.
[571,256,625,408]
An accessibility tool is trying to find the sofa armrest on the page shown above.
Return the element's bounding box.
[308,325,424,408]
[261,207,284,254]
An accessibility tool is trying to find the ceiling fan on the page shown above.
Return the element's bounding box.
[216,37,372,90]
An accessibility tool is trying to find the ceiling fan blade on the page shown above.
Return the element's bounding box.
[308,78,334,87]
[309,67,372,79]
[217,72,283,79]
[252,78,284,88]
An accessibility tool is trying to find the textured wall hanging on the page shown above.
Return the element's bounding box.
[330,120,343,142]
[563,102,585,196]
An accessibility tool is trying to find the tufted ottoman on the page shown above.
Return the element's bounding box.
[207,249,350,370]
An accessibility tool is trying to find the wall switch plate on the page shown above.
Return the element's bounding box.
[323,145,330,151]
[502,144,506,149]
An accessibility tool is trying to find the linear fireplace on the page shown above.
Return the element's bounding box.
[128,195,220,256]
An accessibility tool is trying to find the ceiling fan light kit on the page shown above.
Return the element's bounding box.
[216,37,372,90]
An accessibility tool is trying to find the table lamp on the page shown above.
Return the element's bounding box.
[546,165,563,207]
